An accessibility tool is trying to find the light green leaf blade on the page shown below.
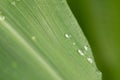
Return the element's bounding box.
[0,0,102,80]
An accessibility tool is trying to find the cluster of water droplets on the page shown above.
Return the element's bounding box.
[78,45,93,64]
[0,11,5,21]
[11,0,21,6]
[64,33,93,64]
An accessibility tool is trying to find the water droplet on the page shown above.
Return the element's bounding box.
[72,42,76,45]
[32,36,36,40]
[0,15,5,21]
[11,1,16,6]
[87,57,93,64]
[84,45,89,51]
[78,49,84,56]
[65,34,71,39]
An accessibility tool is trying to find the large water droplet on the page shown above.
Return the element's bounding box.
[78,49,84,56]
[65,34,71,39]
[87,57,93,64]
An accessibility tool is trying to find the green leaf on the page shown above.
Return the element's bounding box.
[0,0,102,80]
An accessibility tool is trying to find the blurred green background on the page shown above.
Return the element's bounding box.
[67,0,120,80]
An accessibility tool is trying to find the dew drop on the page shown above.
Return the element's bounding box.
[32,36,36,40]
[78,49,84,56]
[87,57,93,64]
[65,34,71,39]
[84,45,89,51]
[11,1,16,6]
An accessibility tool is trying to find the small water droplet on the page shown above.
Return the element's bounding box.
[78,49,84,56]
[0,15,5,21]
[32,36,36,40]
[87,57,93,64]
[11,1,16,6]
[65,34,71,39]
[72,42,76,45]
[84,45,89,51]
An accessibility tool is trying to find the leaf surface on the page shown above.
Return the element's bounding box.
[0,0,102,80]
